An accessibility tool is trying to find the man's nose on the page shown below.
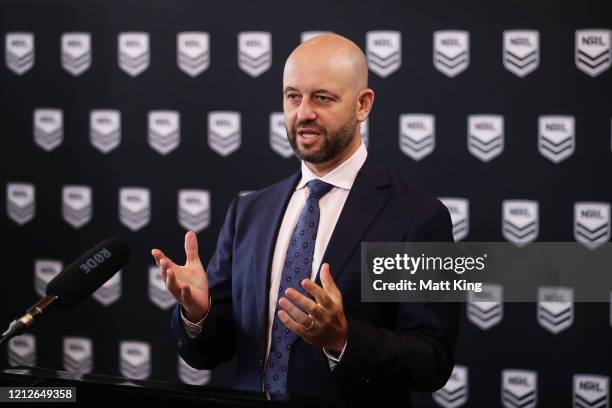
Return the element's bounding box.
[296,98,317,121]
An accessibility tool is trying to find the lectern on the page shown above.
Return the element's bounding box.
[0,366,316,406]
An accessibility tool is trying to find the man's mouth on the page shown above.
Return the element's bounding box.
[297,128,323,144]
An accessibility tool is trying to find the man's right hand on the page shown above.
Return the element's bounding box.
[151,231,210,323]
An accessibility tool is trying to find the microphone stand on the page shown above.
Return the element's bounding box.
[0,296,57,345]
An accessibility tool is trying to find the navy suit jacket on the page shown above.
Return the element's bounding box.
[171,157,459,406]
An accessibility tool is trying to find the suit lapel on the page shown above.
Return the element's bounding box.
[317,157,390,285]
[253,172,300,330]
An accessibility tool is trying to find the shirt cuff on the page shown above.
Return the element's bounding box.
[180,293,212,339]
[323,341,347,371]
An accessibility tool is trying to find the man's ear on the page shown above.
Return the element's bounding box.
[356,88,375,122]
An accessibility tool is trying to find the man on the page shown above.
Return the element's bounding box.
[151,34,458,406]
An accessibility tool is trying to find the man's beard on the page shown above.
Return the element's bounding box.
[286,115,357,164]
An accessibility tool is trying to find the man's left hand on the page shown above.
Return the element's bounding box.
[277,263,348,353]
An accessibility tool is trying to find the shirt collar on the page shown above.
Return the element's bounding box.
[297,141,368,191]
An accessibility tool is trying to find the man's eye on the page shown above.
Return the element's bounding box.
[315,95,331,102]
[287,94,300,101]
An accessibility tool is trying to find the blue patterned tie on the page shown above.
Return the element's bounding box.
[263,179,334,394]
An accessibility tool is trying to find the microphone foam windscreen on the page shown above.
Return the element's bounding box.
[46,238,131,308]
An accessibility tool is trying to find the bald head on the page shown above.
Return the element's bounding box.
[282,34,374,173]
[284,34,368,94]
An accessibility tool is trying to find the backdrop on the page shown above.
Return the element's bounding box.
[1,0,611,406]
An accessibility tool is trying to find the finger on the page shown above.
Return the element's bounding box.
[285,288,324,320]
[278,296,310,326]
[320,263,341,299]
[151,249,164,266]
[300,279,334,310]
[277,310,306,337]
[153,249,179,271]
[184,231,200,265]
[166,269,181,298]
[158,259,173,280]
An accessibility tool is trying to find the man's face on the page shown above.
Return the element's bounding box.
[283,61,358,164]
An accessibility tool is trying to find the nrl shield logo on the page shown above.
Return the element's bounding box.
[439,198,469,242]
[433,365,468,408]
[269,112,292,158]
[434,31,469,77]
[467,284,503,330]
[148,110,180,155]
[503,30,539,77]
[177,32,210,77]
[238,32,271,77]
[178,355,212,385]
[575,29,611,77]
[300,31,332,43]
[34,108,63,152]
[61,32,92,76]
[502,370,538,408]
[6,32,35,75]
[120,341,151,380]
[92,270,121,306]
[538,116,575,163]
[34,259,62,297]
[574,202,611,250]
[178,189,211,233]
[7,183,35,225]
[118,32,150,77]
[119,187,151,231]
[502,200,539,247]
[573,375,609,408]
[208,111,241,156]
[468,115,504,162]
[366,31,401,78]
[63,337,93,373]
[90,110,121,153]
[8,334,36,367]
[62,185,92,229]
[399,114,435,160]
[537,287,574,334]
[149,266,175,310]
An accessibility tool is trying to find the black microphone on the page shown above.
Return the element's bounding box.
[0,237,131,344]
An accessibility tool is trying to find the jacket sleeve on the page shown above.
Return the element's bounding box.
[329,199,460,392]
[170,197,239,370]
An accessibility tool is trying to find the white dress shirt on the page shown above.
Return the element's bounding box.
[182,142,368,372]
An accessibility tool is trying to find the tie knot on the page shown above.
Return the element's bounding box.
[306,179,333,201]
